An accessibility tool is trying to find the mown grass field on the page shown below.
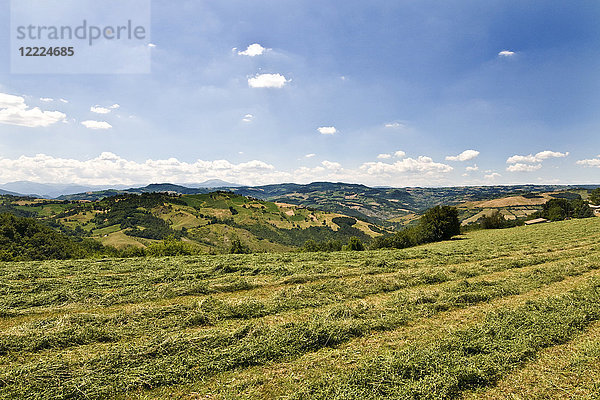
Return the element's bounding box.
[1,218,600,399]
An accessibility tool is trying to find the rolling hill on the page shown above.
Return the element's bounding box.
[57,182,599,225]
[0,192,388,254]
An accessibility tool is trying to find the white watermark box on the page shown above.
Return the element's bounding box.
[10,0,151,74]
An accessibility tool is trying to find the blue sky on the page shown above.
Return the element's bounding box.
[0,0,599,187]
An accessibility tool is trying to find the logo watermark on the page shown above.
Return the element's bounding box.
[11,0,152,74]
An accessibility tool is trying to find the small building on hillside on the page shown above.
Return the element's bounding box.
[524,218,549,226]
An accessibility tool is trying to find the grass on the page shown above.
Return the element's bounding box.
[0,218,600,399]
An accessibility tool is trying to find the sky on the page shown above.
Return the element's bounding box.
[0,0,599,187]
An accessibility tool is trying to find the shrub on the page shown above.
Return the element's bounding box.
[229,238,251,254]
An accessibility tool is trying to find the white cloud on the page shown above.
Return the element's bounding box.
[242,114,254,123]
[0,152,461,187]
[498,50,515,57]
[109,104,120,109]
[360,156,453,175]
[506,151,569,164]
[81,120,112,130]
[148,43,156,48]
[40,98,54,102]
[484,172,501,180]
[248,73,289,89]
[317,126,337,135]
[305,153,316,158]
[466,165,479,172]
[238,43,268,57]
[446,149,480,162]
[377,153,391,159]
[0,153,288,186]
[506,163,542,172]
[59,99,69,103]
[576,158,600,167]
[91,106,111,114]
[384,122,405,129]
[322,160,342,170]
[394,150,406,158]
[0,92,66,127]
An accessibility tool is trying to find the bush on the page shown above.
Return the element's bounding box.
[345,237,364,251]
[301,239,344,253]
[229,238,251,254]
[146,236,196,256]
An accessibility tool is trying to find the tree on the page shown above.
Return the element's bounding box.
[229,238,251,254]
[478,210,506,229]
[302,239,320,252]
[345,236,364,251]
[370,206,460,250]
[572,199,594,219]
[418,206,461,243]
[590,188,600,206]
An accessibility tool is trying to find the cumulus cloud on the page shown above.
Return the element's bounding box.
[238,43,268,57]
[109,104,120,109]
[0,151,460,187]
[60,99,69,103]
[576,157,600,167]
[248,73,289,88]
[485,172,501,180]
[81,120,112,130]
[446,150,480,162]
[322,160,342,170]
[376,151,409,160]
[466,165,479,172]
[305,153,316,158]
[506,151,569,164]
[317,126,337,135]
[0,153,287,186]
[360,156,453,175]
[506,163,542,172]
[147,43,156,48]
[90,106,111,114]
[242,114,254,123]
[0,93,66,127]
[40,98,54,102]
[498,50,515,57]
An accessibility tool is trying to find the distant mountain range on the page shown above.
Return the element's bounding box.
[0,188,22,197]
[0,180,240,198]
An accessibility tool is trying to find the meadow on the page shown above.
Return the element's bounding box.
[1,218,600,399]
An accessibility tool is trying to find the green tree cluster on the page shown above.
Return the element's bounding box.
[371,206,460,250]
[589,188,600,206]
[0,213,109,261]
[534,197,594,221]
[229,238,251,254]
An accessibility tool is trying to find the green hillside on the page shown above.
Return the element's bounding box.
[0,192,387,254]
[58,182,598,226]
[0,218,599,398]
